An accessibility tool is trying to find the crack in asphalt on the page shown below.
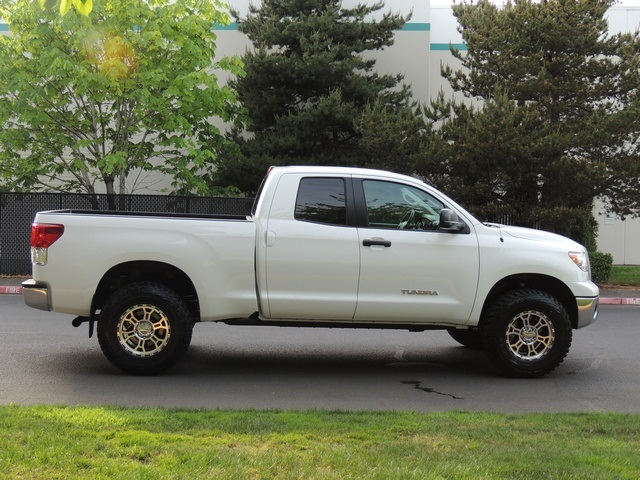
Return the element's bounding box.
[401,379,464,400]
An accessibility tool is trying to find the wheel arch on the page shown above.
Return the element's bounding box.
[92,261,200,322]
[480,274,578,329]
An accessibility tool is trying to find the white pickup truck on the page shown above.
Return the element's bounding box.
[23,166,599,377]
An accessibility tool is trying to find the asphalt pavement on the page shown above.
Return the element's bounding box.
[1,276,639,412]
[1,294,638,412]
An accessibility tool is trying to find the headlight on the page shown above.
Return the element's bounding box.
[569,251,589,272]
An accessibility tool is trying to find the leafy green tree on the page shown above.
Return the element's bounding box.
[38,0,93,16]
[422,0,640,243]
[0,0,243,207]
[216,0,415,193]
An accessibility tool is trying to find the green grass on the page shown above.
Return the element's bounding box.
[1,406,639,479]
[609,265,640,287]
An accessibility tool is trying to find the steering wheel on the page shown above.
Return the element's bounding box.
[398,208,416,229]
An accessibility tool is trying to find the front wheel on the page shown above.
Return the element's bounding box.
[481,289,572,378]
[97,282,193,375]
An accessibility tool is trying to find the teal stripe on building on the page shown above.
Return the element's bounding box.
[401,23,430,31]
[3,20,462,51]
[1,21,430,33]
[214,22,239,30]
[430,43,467,51]
[213,22,430,31]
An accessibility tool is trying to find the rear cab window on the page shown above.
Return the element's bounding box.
[295,178,347,226]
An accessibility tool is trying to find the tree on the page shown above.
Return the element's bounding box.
[0,0,244,208]
[38,0,93,17]
[422,0,640,243]
[215,0,415,193]
[355,100,429,175]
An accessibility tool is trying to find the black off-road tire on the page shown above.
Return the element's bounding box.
[481,289,572,378]
[97,282,193,375]
[447,328,483,349]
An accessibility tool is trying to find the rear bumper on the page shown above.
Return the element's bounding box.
[576,296,599,329]
[22,279,51,311]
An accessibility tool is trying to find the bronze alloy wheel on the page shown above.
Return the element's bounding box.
[117,303,172,357]
[504,310,555,361]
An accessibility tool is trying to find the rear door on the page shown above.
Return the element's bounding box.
[261,174,360,320]
[354,178,480,325]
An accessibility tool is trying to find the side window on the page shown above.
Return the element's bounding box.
[363,180,445,230]
[295,178,347,226]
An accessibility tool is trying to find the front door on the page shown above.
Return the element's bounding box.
[354,179,480,325]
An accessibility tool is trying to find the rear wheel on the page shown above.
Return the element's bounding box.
[97,282,193,375]
[481,289,572,378]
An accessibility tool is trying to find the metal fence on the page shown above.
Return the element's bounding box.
[0,192,255,276]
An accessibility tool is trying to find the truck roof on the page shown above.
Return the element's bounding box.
[269,165,425,184]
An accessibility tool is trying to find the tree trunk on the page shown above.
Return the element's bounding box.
[105,177,117,211]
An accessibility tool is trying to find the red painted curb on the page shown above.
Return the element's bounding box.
[0,286,22,295]
[600,297,621,305]
[595,297,640,305]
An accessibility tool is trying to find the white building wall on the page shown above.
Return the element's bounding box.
[595,200,640,265]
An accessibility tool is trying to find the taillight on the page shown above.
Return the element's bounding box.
[31,223,64,248]
[30,223,64,265]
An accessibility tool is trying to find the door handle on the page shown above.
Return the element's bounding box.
[363,239,391,248]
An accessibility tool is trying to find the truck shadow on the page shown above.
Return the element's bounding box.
[179,343,494,378]
[171,324,495,377]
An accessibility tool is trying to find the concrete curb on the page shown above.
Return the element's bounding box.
[2,283,640,305]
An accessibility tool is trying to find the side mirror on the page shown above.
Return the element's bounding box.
[438,209,465,233]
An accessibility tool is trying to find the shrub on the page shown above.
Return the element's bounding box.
[589,251,613,284]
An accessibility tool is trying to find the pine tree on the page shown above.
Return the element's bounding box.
[216,0,414,193]
[422,0,640,242]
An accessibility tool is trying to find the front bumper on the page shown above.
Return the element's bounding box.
[22,279,51,311]
[576,296,599,329]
